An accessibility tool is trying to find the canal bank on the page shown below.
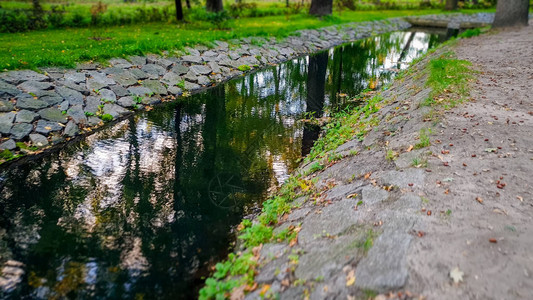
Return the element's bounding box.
[201,23,533,299]
[0,14,494,167]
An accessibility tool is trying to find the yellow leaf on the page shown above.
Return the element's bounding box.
[259,284,270,296]
[346,270,356,286]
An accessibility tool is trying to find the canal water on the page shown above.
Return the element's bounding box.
[0,29,446,299]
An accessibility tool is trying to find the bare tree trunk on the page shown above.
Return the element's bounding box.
[493,0,529,28]
[175,0,184,21]
[186,0,191,9]
[445,0,458,10]
[206,0,224,12]
[309,0,333,16]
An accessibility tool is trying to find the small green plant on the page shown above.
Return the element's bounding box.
[0,149,14,160]
[237,64,252,72]
[84,111,95,117]
[458,28,481,39]
[100,114,113,122]
[176,80,186,90]
[61,110,67,115]
[133,95,143,104]
[415,128,431,149]
[308,161,324,173]
[386,149,398,161]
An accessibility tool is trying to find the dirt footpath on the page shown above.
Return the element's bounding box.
[407,24,533,299]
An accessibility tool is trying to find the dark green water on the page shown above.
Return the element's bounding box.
[0,30,445,299]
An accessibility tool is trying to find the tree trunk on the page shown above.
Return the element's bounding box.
[309,0,333,16]
[186,0,191,9]
[175,0,184,21]
[206,0,224,12]
[493,0,529,28]
[445,0,458,10]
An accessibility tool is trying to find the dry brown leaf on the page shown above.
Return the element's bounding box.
[475,197,483,204]
[406,145,414,152]
[230,285,246,300]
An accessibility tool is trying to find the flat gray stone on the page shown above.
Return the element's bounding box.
[208,62,221,74]
[298,199,359,245]
[58,100,69,112]
[129,68,149,80]
[38,107,68,123]
[110,71,138,87]
[16,95,50,110]
[0,100,14,112]
[58,80,89,95]
[183,81,200,90]
[17,81,53,94]
[0,70,48,84]
[55,86,84,105]
[87,116,101,126]
[98,89,117,102]
[109,84,129,97]
[172,64,189,75]
[228,51,241,60]
[109,58,132,68]
[29,133,48,147]
[153,58,173,69]
[189,65,212,76]
[167,86,182,95]
[197,76,211,86]
[76,63,99,70]
[185,47,200,56]
[141,64,166,78]
[141,97,161,105]
[0,80,20,97]
[361,185,389,206]
[15,110,39,123]
[128,56,146,66]
[117,96,135,108]
[10,123,33,140]
[63,120,79,137]
[142,80,167,95]
[35,120,62,135]
[40,93,64,106]
[103,103,129,118]
[380,169,425,189]
[64,72,86,83]
[127,86,152,97]
[84,96,101,114]
[236,56,260,67]
[67,105,87,124]
[181,55,202,64]
[183,72,198,83]
[161,72,182,86]
[354,232,412,291]
[86,74,115,91]
[0,139,16,150]
[0,112,15,134]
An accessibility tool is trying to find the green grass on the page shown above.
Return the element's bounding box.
[414,128,431,149]
[0,9,492,70]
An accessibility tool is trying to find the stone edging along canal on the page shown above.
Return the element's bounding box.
[0,13,493,166]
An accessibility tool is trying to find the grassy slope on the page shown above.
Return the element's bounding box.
[0,8,492,71]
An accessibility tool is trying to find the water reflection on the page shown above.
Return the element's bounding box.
[0,30,446,299]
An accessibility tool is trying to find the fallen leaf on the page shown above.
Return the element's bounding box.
[485,148,497,153]
[406,145,414,152]
[230,285,246,300]
[259,284,270,296]
[346,270,356,286]
[427,210,432,216]
[489,238,497,243]
[364,172,372,180]
[289,237,298,247]
[476,197,483,204]
[346,193,358,199]
[417,231,425,237]
[517,196,523,202]
[450,267,464,284]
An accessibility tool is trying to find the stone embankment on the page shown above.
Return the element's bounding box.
[0,13,495,164]
[0,18,411,162]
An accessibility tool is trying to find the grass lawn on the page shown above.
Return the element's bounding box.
[0,8,493,71]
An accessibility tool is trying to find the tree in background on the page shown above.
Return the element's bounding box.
[175,0,184,21]
[206,0,224,12]
[445,0,458,10]
[309,0,333,16]
[493,0,530,27]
